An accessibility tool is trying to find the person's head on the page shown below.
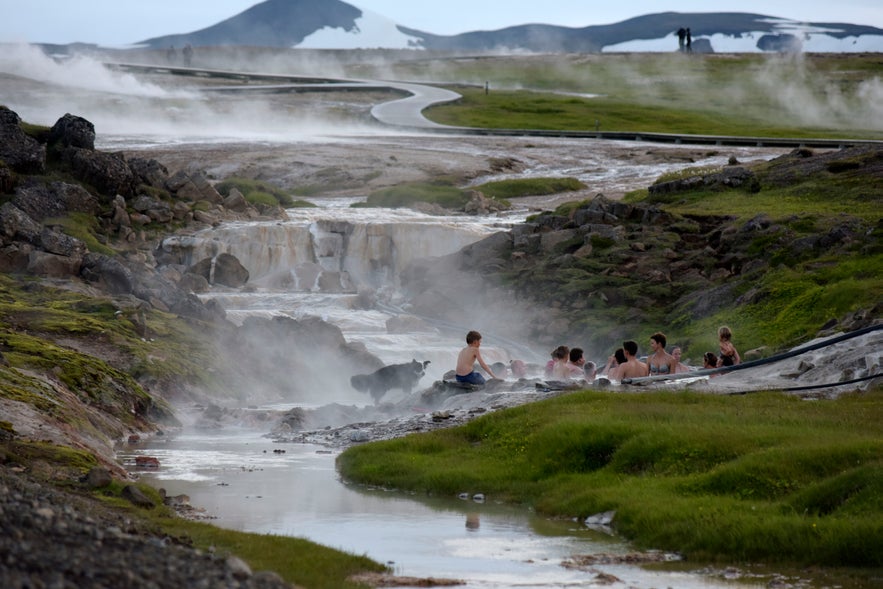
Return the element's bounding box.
[703,352,718,368]
[614,348,626,364]
[569,347,584,364]
[466,330,482,345]
[672,346,682,362]
[584,361,597,379]
[650,332,667,350]
[510,359,527,378]
[490,362,507,378]
[553,345,569,360]
[623,340,638,358]
[718,326,733,342]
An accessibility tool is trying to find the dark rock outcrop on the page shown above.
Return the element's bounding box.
[49,113,96,150]
[0,106,46,174]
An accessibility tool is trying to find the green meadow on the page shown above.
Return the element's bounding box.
[349,53,883,139]
[338,390,883,568]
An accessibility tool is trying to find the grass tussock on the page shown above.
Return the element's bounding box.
[474,177,586,199]
[338,390,883,566]
[359,181,469,209]
[215,177,297,207]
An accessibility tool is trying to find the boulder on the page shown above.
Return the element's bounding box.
[131,195,173,223]
[0,202,42,245]
[82,467,113,489]
[168,170,223,204]
[0,106,45,174]
[213,253,249,287]
[39,227,86,258]
[223,187,250,212]
[57,146,137,198]
[0,243,32,272]
[49,113,95,150]
[80,253,135,295]
[121,484,154,508]
[127,157,170,189]
[188,253,249,288]
[27,251,82,277]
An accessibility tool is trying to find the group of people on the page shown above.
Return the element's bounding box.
[600,326,741,381]
[543,345,597,382]
[454,326,741,386]
[165,44,194,66]
[676,27,693,52]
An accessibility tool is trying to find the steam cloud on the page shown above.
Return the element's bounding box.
[0,43,383,143]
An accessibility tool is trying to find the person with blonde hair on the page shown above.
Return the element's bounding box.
[717,326,741,367]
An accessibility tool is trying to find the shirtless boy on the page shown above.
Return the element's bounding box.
[618,340,650,379]
[456,331,497,385]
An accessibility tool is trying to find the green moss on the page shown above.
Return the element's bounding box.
[3,440,98,473]
[474,177,586,199]
[215,177,294,207]
[43,212,115,255]
[361,181,470,209]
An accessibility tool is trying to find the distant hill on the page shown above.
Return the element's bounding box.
[136,0,883,53]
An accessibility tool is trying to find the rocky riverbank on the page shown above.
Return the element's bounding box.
[0,466,295,589]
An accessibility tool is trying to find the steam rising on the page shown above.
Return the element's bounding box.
[0,43,382,142]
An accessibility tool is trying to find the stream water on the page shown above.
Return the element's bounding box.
[1,49,850,588]
[122,199,776,588]
[123,428,770,589]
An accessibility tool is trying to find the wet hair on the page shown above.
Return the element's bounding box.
[584,361,596,376]
[650,332,667,348]
[569,347,584,363]
[552,345,569,360]
[614,348,627,364]
[703,352,718,367]
[466,330,482,344]
[623,340,638,356]
[718,326,733,341]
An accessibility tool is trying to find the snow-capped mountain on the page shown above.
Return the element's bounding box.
[136,0,883,53]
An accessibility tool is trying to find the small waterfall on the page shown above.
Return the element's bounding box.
[159,200,527,376]
[162,205,510,295]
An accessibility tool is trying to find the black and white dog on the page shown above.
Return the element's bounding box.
[350,359,431,403]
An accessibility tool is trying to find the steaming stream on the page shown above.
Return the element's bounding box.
[125,430,771,589]
[124,199,773,588]
[0,47,814,586]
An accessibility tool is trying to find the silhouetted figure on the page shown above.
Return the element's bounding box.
[182,44,193,67]
[166,46,176,63]
[686,28,692,52]
[677,27,686,50]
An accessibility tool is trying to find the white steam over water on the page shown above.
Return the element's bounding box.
[0,43,382,142]
[0,43,189,98]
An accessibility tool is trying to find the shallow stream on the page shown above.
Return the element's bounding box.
[123,428,770,589]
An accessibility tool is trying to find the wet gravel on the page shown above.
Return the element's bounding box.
[0,468,297,589]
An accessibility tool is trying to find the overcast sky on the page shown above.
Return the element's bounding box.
[3,0,883,46]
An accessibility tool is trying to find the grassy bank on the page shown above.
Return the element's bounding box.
[155,516,387,589]
[338,390,883,567]
[390,53,883,139]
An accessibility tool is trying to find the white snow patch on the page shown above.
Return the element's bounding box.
[603,31,883,53]
[296,9,424,50]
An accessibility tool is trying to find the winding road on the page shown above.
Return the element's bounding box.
[108,62,882,149]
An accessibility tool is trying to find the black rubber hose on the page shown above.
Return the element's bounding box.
[622,323,882,385]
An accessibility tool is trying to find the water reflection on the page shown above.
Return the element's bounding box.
[124,429,764,588]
